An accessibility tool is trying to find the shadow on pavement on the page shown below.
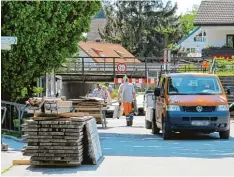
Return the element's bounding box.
[2,137,26,151]
[99,132,234,159]
[25,157,105,174]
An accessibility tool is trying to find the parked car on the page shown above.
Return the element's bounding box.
[136,92,145,115]
[230,103,234,112]
[143,90,154,112]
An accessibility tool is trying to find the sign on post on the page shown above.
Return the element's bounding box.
[1,36,17,44]
[1,36,17,51]
[1,44,11,50]
[116,63,127,73]
[163,49,167,70]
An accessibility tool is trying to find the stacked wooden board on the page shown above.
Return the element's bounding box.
[27,97,73,114]
[22,116,102,166]
[74,97,107,125]
[44,100,73,114]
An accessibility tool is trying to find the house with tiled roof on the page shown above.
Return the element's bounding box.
[193,0,234,58]
[178,26,207,57]
[78,42,140,65]
[178,0,234,57]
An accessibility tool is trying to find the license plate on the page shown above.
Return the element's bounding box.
[191,121,210,126]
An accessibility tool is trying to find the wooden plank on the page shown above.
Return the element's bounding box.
[23,132,38,135]
[88,114,102,118]
[25,149,84,154]
[13,160,31,165]
[31,156,83,161]
[37,152,83,157]
[58,113,89,118]
[70,116,93,122]
[32,117,59,120]
[38,132,64,136]
[75,108,107,111]
[26,136,83,143]
[31,161,81,166]
[33,112,89,119]
[24,120,38,124]
[64,132,83,136]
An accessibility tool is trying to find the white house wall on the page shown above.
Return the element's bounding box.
[201,26,234,48]
[179,27,208,54]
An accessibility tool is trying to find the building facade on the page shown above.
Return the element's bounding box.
[179,0,234,57]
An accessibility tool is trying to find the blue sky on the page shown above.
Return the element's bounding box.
[171,0,202,14]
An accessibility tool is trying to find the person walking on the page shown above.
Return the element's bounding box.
[86,89,93,97]
[92,84,105,99]
[118,75,136,126]
[106,83,114,99]
[102,86,112,105]
[202,60,209,73]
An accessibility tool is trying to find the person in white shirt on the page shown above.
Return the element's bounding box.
[118,75,136,126]
[102,86,112,105]
[92,84,105,99]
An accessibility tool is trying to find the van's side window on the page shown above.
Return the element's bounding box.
[160,78,166,97]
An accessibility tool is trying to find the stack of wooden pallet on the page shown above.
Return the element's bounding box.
[68,99,84,108]
[74,97,107,127]
[22,116,99,166]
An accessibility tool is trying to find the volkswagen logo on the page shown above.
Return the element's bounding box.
[196,106,203,112]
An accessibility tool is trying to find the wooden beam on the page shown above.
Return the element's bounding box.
[13,160,31,165]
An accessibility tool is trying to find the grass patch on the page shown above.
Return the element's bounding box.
[2,130,20,138]
[217,72,234,76]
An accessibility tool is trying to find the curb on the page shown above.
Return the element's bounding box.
[2,134,25,143]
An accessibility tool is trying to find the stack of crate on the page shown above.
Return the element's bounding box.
[22,116,93,166]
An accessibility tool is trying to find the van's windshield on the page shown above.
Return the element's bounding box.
[168,75,223,95]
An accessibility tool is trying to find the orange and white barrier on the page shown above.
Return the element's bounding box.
[114,78,157,84]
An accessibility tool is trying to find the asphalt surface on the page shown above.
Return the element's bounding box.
[2,116,234,176]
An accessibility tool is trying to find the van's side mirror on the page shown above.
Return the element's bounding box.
[154,87,161,97]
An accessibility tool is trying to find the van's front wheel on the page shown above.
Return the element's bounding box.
[152,117,160,134]
[219,129,230,139]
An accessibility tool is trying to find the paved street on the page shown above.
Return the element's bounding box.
[2,116,234,176]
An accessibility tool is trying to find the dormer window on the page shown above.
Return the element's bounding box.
[114,50,125,59]
[92,48,105,57]
[194,31,206,42]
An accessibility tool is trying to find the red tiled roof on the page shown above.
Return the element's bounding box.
[79,42,140,63]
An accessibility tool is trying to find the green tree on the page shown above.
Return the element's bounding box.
[1,1,101,101]
[99,0,179,57]
[180,5,198,36]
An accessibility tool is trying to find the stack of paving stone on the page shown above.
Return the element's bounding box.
[22,116,94,166]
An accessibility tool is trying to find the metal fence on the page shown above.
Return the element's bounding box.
[57,57,208,77]
[1,101,28,137]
